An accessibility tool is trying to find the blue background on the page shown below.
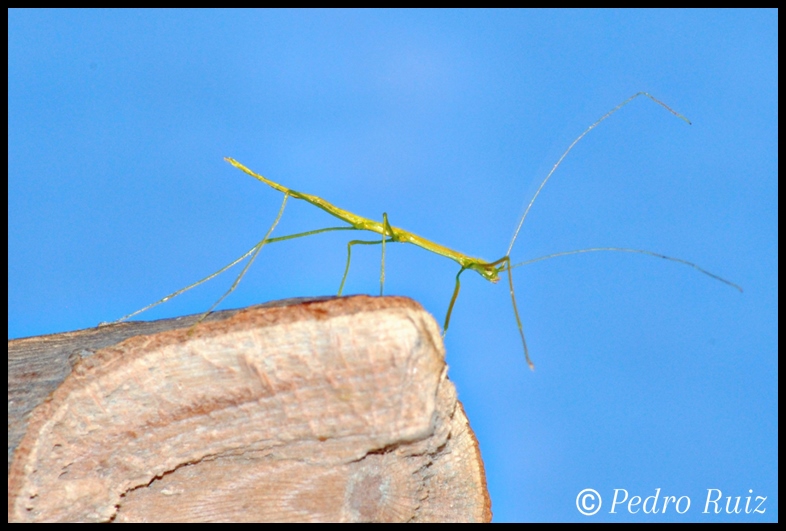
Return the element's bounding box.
[8,9,777,522]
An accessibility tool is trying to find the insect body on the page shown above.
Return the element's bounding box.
[115,92,742,369]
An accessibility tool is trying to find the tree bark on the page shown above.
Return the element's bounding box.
[8,295,491,522]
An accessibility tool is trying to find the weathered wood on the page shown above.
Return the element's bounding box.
[8,296,491,522]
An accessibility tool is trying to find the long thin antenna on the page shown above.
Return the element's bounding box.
[506,92,691,257]
[506,247,743,293]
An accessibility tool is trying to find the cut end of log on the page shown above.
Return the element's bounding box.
[8,296,491,522]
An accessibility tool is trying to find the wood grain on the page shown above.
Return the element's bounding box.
[8,296,491,522]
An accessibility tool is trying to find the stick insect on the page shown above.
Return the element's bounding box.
[115,92,742,369]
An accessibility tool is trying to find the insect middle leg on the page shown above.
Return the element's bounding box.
[337,216,395,297]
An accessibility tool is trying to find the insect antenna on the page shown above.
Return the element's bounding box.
[506,92,691,258]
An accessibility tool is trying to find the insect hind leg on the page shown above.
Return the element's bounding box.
[193,192,291,326]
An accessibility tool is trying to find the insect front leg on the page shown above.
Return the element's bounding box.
[484,256,533,370]
[443,267,468,339]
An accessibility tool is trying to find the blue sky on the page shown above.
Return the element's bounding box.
[8,9,777,522]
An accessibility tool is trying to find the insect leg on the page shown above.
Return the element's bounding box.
[443,267,468,339]
[114,193,292,324]
[194,192,291,323]
[380,213,395,296]
[504,257,532,370]
[337,238,389,296]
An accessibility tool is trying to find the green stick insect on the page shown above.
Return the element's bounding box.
[115,92,742,369]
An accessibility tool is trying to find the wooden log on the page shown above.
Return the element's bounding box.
[8,296,491,522]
